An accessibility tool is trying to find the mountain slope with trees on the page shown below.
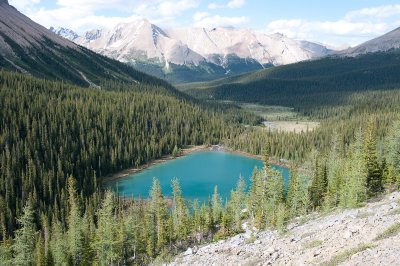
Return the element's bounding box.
[0,0,175,89]
[181,49,400,114]
[1,70,399,264]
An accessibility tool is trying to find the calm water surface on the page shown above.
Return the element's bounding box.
[112,151,289,203]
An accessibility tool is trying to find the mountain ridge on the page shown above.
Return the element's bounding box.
[338,27,400,57]
[68,20,332,67]
[0,0,177,90]
[51,20,333,83]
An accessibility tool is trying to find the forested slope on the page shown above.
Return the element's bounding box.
[0,71,232,240]
[182,50,400,112]
[1,70,399,265]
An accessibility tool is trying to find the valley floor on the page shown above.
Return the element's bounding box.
[170,192,400,266]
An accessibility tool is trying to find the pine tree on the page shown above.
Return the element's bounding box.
[248,169,267,229]
[94,191,118,266]
[386,121,400,171]
[172,145,180,158]
[0,240,12,266]
[35,234,45,266]
[211,186,223,225]
[340,130,367,208]
[12,204,35,266]
[324,135,343,210]
[228,176,247,232]
[276,203,287,234]
[66,176,83,265]
[310,156,327,209]
[171,178,189,244]
[364,119,383,197]
[50,221,68,265]
[287,166,310,218]
[149,178,169,254]
[265,169,285,227]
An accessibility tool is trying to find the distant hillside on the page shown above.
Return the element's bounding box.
[180,49,400,112]
[338,27,400,57]
[0,0,175,91]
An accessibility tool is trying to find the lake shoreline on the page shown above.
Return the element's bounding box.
[103,144,288,185]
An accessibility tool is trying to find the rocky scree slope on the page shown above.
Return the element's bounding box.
[170,192,400,266]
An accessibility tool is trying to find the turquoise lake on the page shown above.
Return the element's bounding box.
[112,151,289,203]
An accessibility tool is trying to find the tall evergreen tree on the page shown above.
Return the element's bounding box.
[340,131,367,208]
[211,186,223,225]
[148,179,169,255]
[171,178,189,245]
[364,119,383,197]
[66,176,83,265]
[310,156,327,209]
[94,191,118,266]
[50,221,68,265]
[12,204,35,266]
[324,135,343,209]
[287,166,310,218]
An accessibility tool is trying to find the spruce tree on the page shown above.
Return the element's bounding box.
[211,186,223,225]
[12,204,35,266]
[66,176,83,265]
[171,178,189,244]
[310,156,327,209]
[94,191,118,266]
[340,130,367,208]
[364,119,383,197]
[324,135,343,210]
[149,178,169,254]
[50,221,68,266]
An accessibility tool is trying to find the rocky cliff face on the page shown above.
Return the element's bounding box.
[171,192,400,265]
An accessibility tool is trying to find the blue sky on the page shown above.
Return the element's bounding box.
[9,0,400,47]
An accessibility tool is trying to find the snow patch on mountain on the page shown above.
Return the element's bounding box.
[49,27,79,41]
[59,20,331,69]
[74,19,205,66]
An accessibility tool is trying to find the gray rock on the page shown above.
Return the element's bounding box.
[184,247,193,256]
[271,252,279,261]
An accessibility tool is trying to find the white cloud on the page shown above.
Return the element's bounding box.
[208,0,245,10]
[27,7,142,32]
[9,0,40,11]
[193,12,210,21]
[227,0,245,8]
[266,4,400,47]
[134,0,199,18]
[208,3,223,9]
[56,0,124,9]
[193,13,248,28]
[10,0,199,33]
[346,4,400,20]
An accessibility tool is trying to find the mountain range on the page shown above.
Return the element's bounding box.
[0,0,175,91]
[2,0,400,86]
[50,21,333,83]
